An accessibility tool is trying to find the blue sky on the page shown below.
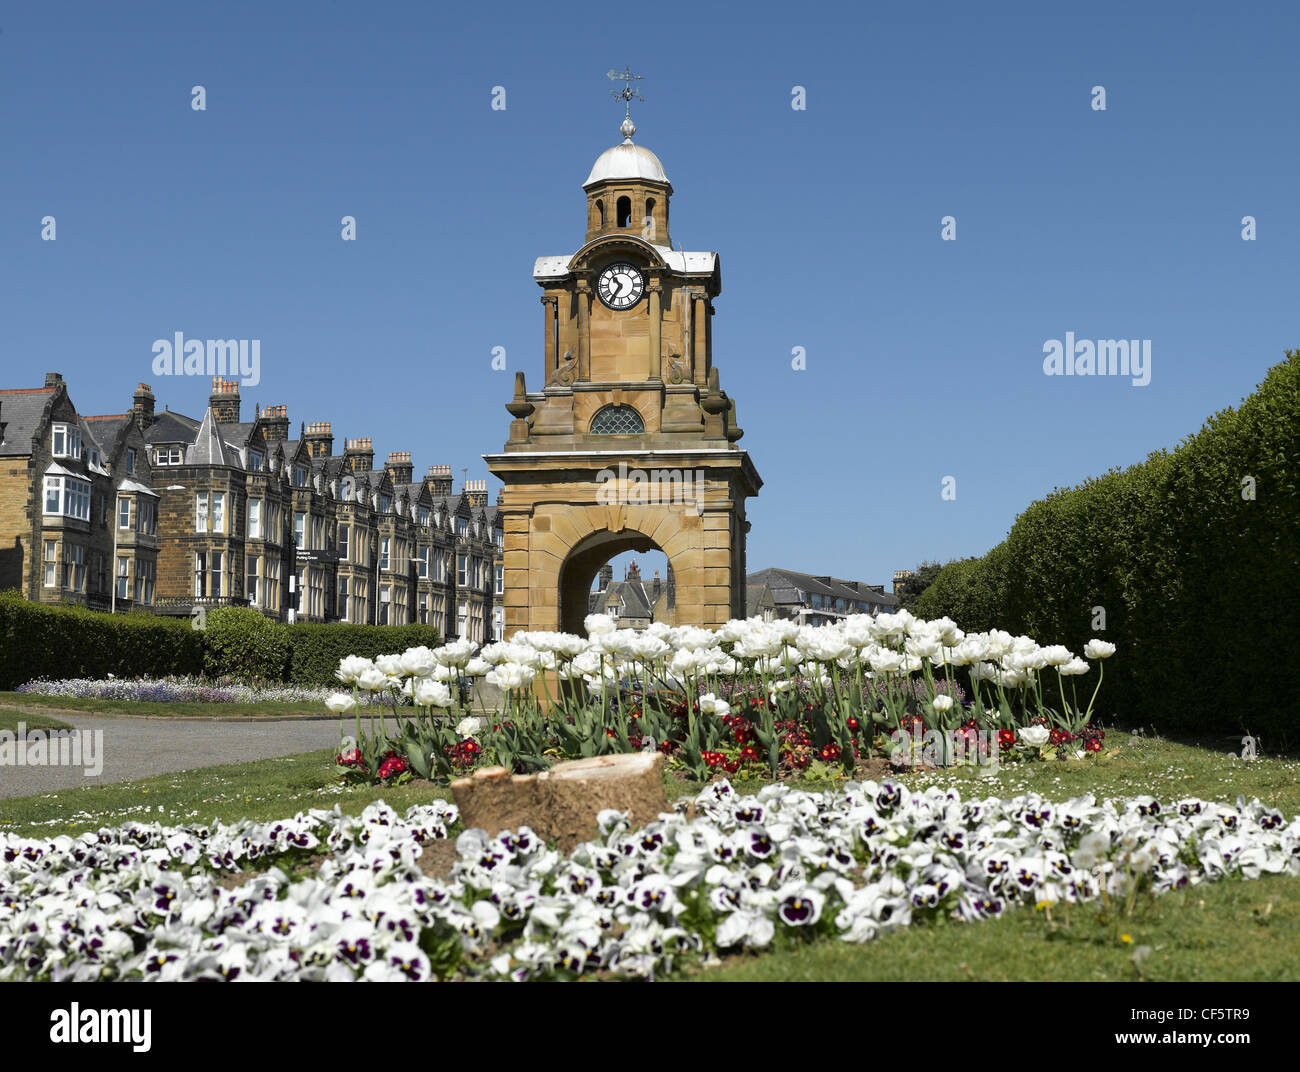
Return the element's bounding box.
[3,1,1296,589]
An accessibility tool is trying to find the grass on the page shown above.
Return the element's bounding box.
[690,875,1300,981]
[0,749,454,836]
[0,691,337,719]
[2,732,1298,981]
[0,711,72,733]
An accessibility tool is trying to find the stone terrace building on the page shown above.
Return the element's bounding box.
[1,373,502,640]
[588,559,673,628]
[0,373,158,611]
[746,567,898,625]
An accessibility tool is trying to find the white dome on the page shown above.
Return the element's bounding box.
[583,140,670,188]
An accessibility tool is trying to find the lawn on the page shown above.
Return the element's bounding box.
[690,873,1300,981]
[0,710,72,733]
[2,732,1297,981]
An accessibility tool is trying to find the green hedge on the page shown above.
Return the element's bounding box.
[202,606,293,682]
[0,591,204,689]
[918,352,1300,742]
[285,623,443,686]
[0,592,441,690]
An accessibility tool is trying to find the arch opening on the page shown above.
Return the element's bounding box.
[558,530,673,636]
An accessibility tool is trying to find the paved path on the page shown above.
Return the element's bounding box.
[0,713,410,800]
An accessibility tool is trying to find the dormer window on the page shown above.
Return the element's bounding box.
[249,449,264,472]
[294,465,307,487]
[379,493,392,514]
[52,423,81,459]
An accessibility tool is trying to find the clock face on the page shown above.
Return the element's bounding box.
[596,263,645,310]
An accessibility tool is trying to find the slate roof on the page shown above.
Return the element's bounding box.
[0,386,56,457]
[185,408,232,467]
[144,408,200,445]
[590,578,655,619]
[747,567,898,612]
[82,415,133,457]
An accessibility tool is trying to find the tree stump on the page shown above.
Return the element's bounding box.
[450,752,669,852]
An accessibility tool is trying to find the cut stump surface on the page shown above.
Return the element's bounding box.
[450,752,669,852]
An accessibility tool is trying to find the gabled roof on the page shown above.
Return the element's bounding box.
[0,386,57,457]
[82,415,133,459]
[589,578,654,619]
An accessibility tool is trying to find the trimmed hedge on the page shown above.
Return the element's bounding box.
[285,623,443,686]
[918,352,1300,742]
[0,591,204,690]
[0,593,441,690]
[202,606,293,682]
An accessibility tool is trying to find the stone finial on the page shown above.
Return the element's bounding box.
[506,370,535,418]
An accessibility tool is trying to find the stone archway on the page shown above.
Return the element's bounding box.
[482,454,759,637]
[557,528,664,635]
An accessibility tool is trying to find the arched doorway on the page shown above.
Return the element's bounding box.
[558,528,670,635]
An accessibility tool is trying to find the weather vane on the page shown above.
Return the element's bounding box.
[607,64,644,122]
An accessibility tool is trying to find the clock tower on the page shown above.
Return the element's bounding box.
[485,84,762,637]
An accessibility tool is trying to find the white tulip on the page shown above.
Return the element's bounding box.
[1084,639,1117,659]
[1018,725,1051,748]
[414,679,454,708]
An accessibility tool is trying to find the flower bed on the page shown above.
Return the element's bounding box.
[325,611,1117,786]
[2,781,1295,981]
[14,676,395,707]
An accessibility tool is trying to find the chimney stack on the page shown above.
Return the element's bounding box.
[260,404,290,443]
[303,421,334,458]
[132,382,156,430]
[653,570,662,600]
[343,436,374,473]
[385,450,414,486]
[44,372,63,388]
[209,377,241,424]
[424,463,453,496]
[464,478,488,507]
[598,564,613,592]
